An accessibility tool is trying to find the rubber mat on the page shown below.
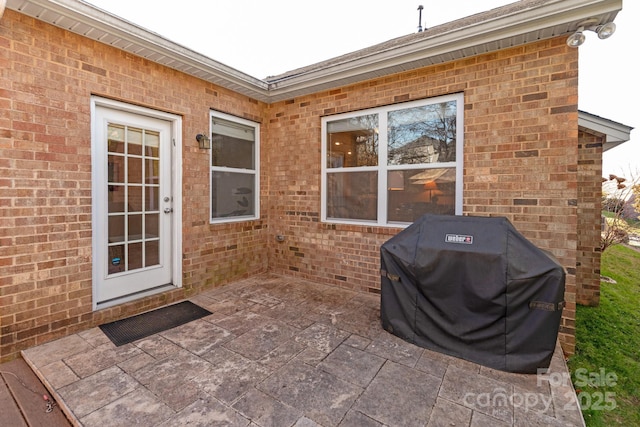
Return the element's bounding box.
[99,301,211,346]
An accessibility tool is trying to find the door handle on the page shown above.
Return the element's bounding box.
[164,207,173,214]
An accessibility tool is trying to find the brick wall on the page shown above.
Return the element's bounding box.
[1,9,584,361]
[266,39,580,355]
[0,10,268,362]
[576,129,604,306]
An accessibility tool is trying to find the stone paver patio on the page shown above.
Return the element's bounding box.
[22,274,584,426]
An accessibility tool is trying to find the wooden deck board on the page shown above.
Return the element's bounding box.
[0,373,28,427]
[0,359,70,427]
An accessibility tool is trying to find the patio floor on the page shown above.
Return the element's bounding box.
[22,274,584,427]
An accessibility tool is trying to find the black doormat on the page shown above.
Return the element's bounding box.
[99,301,212,346]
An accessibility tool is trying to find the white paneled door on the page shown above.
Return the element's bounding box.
[93,103,176,307]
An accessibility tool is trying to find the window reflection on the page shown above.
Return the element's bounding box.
[322,93,463,225]
[211,171,255,218]
[327,171,378,221]
[388,101,457,165]
[327,114,379,168]
[387,168,456,222]
[212,118,255,169]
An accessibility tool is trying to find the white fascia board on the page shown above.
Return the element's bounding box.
[7,0,622,104]
[579,111,634,151]
[6,0,270,101]
[267,0,623,101]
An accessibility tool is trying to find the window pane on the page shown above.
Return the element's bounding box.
[212,118,255,169]
[327,114,378,168]
[322,95,462,225]
[211,171,255,219]
[388,101,457,165]
[327,171,377,220]
[387,168,456,222]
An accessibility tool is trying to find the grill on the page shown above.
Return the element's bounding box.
[380,214,565,374]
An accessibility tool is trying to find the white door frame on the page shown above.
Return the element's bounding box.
[90,96,182,310]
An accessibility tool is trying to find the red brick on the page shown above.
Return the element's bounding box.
[0,10,584,362]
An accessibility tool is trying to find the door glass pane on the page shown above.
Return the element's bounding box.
[145,214,159,238]
[127,127,143,156]
[211,171,255,218]
[326,171,377,220]
[108,124,125,154]
[128,186,142,212]
[145,186,159,211]
[387,101,457,165]
[128,157,143,184]
[108,245,125,274]
[108,215,125,243]
[387,168,456,222]
[145,131,160,157]
[106,122,164,275]
[145,158,159,184]
[108,186,126,213]
[326,114,378,168]
[108,155,124,184]
[145,241,159,267]
[128,242,143,270]
[128,214,143,240]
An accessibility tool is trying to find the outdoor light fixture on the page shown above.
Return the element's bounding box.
[566,29,586,47]
[566,20,616,47]
[595,22,616,39]
[196,133,210,149]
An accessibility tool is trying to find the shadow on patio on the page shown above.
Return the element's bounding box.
[22,274,584,426]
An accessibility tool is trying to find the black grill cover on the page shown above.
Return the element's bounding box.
[380,214,565,373]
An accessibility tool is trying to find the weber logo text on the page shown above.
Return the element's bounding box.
[445,234,473,244]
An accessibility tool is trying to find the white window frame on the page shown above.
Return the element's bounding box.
[321,93,464,227]
[209,110,260,223]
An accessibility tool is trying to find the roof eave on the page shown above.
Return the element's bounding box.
[579,110,634,152]
[266,0,622,102]
[6,0,623,104]
[6,0,272,102]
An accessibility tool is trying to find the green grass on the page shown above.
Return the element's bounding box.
[568,244,640,426]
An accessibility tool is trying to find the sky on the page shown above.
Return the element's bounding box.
[84,0,638,178]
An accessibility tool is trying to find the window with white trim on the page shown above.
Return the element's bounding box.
[210,111,260,222]
[321,93,463,226]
